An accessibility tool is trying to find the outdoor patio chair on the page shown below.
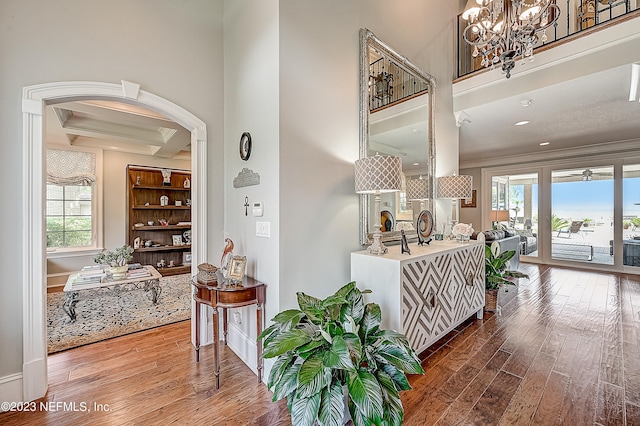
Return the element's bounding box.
[557,220,584,238]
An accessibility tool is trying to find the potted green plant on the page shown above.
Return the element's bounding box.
[93,245,134,276]
[485,244,529,311]
[258,282,423,426]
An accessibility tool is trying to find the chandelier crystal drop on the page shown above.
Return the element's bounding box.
[462,0,560,78]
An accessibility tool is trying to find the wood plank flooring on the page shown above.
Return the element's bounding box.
[1,263,640,425]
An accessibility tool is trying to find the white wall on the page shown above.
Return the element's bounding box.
[221,0,462,361]
[0,0,224,380]
[223,0,281,370]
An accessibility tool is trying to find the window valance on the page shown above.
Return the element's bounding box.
[46,149,96,186]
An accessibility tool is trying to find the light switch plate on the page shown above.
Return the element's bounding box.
[256,221,270,238]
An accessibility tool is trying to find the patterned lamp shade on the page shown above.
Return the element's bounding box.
[354,155,402,194]
[406,176,430,200]
[437,175,473,199]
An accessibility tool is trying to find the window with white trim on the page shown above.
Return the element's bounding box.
[46,148,98,249]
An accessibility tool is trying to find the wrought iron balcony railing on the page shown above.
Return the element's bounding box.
[369,56,430,112]
[457,0,640,79]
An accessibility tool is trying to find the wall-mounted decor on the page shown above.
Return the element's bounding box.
[461,189,477,208]
[233,168,261,188]
[239,132,252,161]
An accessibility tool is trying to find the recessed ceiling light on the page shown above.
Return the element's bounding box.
[515,120,530,126]
[539,142,550,146]
[413,162,420,166]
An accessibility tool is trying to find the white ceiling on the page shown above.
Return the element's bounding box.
[45,100,191,159]
[458,63,640,166]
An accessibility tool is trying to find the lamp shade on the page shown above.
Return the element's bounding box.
[492,210,510,222]
[406,176,430,200]
[354,155,402,194]
[436,175,473,199]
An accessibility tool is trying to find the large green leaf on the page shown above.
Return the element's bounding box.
[347,369,384,423]
[373,342,424,375]
[267,353,295,389]
[273,362,301,401]
[323,335,355,371]
[340,289,365,325]
[291,393,321,426]
[298,338,326,358]
[376,332,423,375]
[376,370,404,426]
[348,397,369,426]
[360,303,381,339]
[318,382,345,426]
[263,329,312,359]
[297,292,324,323]
[342,333,363,367]
[272,309,306,328]
[321,294,348,309]
[381,364,411,391]
[297,353,330,398]
[257,322,279,342]
[332,281,356,300]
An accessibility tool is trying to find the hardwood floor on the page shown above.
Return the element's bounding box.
[1,263,639,425]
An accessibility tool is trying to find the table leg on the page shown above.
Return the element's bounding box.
[256,302,263,384]
[194,300,201,362]
[145,279,162,304]
[212,306,220,390]
[223,308,228,345]
[63,291,79,321]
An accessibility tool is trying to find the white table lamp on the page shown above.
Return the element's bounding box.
[436,174,473,227]
[355,155,402,255]
[406,175,430,201]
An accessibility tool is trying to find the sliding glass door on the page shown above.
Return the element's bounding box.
[551,166,614,265]
[490,172,539,258]
[623,164,640,268]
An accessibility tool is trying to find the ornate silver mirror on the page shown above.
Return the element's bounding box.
[359,28,436,246]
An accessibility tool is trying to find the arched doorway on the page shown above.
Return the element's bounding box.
[21,81,208,401]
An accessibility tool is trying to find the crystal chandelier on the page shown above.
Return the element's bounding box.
[461,0,560,78]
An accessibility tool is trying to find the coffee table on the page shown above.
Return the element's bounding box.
[62,265,162,321]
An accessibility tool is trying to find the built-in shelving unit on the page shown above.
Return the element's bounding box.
[127,165,192,276]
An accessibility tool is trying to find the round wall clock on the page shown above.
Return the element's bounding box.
[239,132,252,161]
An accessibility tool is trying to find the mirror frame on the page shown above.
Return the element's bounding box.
[359,28,437,245]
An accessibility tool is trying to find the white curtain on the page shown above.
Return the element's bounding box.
[46,149,96,186]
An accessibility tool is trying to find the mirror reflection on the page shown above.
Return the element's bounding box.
[359,28,436,245]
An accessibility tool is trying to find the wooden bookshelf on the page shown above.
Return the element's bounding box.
[127,165,192,276]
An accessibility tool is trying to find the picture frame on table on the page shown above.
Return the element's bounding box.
[172,234,183,246]
[461,189,477,208]
[227,255,247,282]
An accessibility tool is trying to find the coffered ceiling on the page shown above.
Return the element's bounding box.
[45,100,191,160]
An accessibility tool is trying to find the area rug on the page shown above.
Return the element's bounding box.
[47,273,191,354]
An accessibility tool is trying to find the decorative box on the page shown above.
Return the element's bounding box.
[197,263,218,284]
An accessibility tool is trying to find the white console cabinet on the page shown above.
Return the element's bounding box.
[351,241,485,354]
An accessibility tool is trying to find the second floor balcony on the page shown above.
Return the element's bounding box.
[456,0,640,80]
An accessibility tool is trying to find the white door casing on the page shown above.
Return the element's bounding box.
[21,80,208,401]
